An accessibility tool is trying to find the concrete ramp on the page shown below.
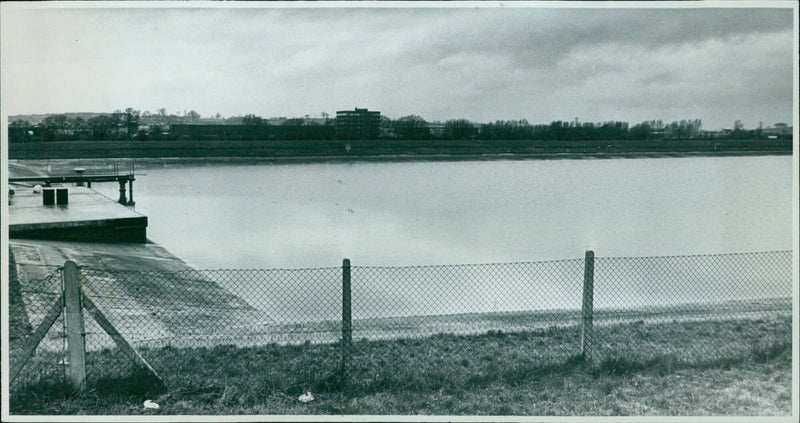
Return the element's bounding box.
[9,240,273,351]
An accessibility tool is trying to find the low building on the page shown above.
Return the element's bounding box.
[427,122,446,138]
[335,108,381,140]
[762,124,792,137]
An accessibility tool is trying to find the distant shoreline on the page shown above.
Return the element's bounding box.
[8,150,792,175]
[8,137,792,162]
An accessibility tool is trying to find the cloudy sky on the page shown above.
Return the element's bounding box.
[1,3,795,130]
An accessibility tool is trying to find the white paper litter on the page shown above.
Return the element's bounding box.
[143,400,160,409]
[298,391,314,403]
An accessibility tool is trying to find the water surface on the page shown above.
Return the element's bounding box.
[90,156,792,318]
[93,155,792,269]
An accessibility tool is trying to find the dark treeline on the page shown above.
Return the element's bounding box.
[8,110,792,143]
[474,118,783,141]
[168,123,336,141]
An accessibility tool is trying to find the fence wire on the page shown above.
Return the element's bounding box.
[8,266,67,389]
[350,260,585,340]
[587,252,792,364]
[78,267,342,349]
[8,251,792,395]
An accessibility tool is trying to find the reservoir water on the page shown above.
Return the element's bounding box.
[96,155,792,269]
[93,155,793,320]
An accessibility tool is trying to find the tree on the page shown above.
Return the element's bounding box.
[479,120,533,140]
[150,125,164,140]
[10,119,31,127]
[123,108,141,137]
[731,120,745,139]
[42,114,69,128]
[68,116,86,130]
[549,121,569,140]
[241,114,264,126]
[444,119,476,140]
[393,115,429,140]
[158,107,167,117]
[284,118,305,126]
[630,121,652,140]
[379,116,395,138]
[87,114,118,140]
[187,110,201,122]
[110,110,125,137]
[39,114,69,140]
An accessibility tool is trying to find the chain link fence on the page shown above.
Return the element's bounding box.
[8,250,792,397]
[588,252,792,366]
[8,265,66,389]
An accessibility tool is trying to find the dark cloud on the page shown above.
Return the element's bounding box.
[401,8,794,70]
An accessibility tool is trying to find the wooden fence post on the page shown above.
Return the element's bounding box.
[580,250,595,362]
[341,258,352,386]
[63,260,87,389]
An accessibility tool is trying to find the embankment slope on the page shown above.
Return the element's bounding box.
[8,239,273,351]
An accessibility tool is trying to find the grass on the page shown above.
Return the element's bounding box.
[8,138,792,162]
[9,315,792,416]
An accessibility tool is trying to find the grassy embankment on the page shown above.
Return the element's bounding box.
[10,315,792,416]
[8,138,792,161]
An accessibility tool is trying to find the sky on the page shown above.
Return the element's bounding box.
[1,3,796,130]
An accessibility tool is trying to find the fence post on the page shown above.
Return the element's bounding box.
[63,260,87,389]
[580,250,595,362]
[341,258,352,386]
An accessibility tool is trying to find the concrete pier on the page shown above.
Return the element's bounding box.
[8,186,147,243]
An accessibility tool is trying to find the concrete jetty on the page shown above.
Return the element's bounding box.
[8,186,147,242]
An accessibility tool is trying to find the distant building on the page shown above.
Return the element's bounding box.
[427,121,446,138]
[762,124,792,137]
[335,108,381,140]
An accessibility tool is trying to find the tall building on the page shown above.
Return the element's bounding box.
[335,108,381,140]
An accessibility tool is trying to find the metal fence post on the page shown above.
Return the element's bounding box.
[580,250,595,362]
[341,258,352,386]
[63,260,87,389]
